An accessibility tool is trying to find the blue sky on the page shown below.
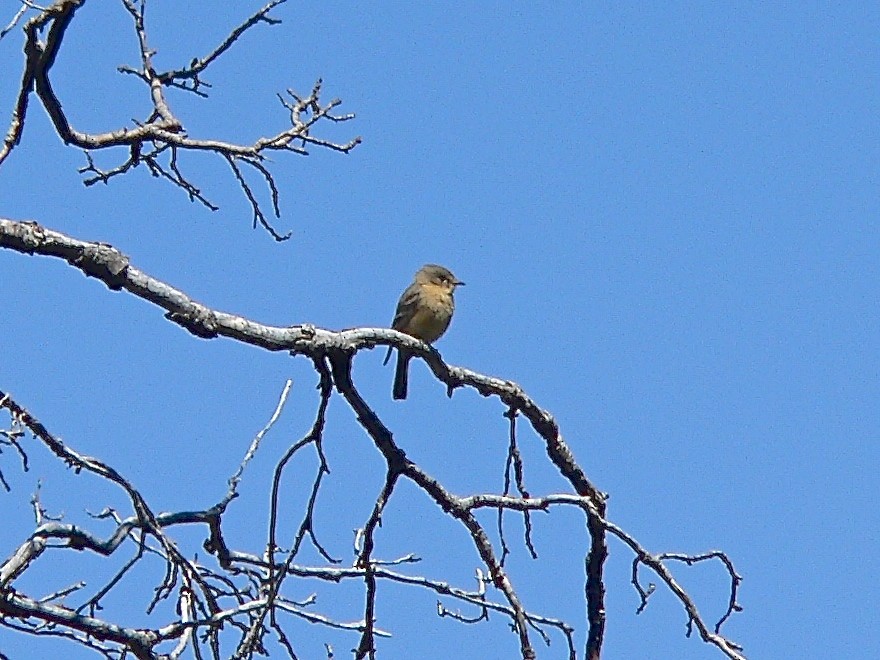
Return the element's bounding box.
[1,2,878,658]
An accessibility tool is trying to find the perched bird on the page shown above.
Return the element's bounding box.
[383,264,464,400]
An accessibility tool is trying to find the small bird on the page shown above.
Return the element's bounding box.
[383,264,464,400]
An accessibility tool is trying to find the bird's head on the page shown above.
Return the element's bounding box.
[416,264,465,293]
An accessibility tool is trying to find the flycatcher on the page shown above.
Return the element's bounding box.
[383,264,464,400]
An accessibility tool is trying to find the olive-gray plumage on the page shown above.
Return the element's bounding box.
[383,264,464,399]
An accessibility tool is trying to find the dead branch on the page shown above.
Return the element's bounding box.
[0,217,745,659]
[0,0,360,239]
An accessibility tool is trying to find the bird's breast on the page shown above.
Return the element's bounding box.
[407,294,454,343]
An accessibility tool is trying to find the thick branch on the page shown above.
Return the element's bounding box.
[1,591,158,660]
[0,218,746,659]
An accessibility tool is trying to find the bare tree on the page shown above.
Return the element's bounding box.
[0,2,744,659]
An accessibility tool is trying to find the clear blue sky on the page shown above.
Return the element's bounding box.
[2,2,878,658]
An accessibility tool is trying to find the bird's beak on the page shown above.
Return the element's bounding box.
[454,279,465,287]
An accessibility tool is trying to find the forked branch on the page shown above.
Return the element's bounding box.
[0,218,745,659]
[1,0,360,239]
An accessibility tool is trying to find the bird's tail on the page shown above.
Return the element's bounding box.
[393,350,410,400]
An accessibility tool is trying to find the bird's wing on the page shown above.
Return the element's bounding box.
[391,282,422,331]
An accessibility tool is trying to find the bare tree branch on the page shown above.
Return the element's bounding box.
[0,0,360,238]
[0,216,745,659]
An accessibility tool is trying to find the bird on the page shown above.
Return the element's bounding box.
[383,264,464,400]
